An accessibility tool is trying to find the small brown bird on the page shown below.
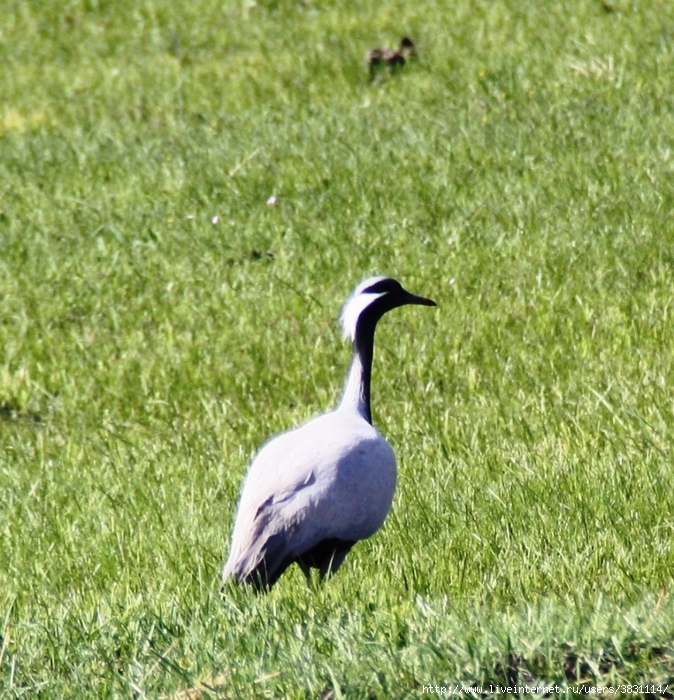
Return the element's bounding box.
[366,37,418,80]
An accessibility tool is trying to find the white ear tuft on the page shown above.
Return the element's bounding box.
[340,277,387,342]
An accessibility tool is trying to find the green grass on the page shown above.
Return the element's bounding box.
[2,0,674,696]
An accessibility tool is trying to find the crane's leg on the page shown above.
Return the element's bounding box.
[296,538,357,581]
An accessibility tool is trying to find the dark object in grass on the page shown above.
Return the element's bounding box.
[0,400,42,424]
[366,37,418,80]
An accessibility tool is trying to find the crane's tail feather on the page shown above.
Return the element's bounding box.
[223,530,296,591]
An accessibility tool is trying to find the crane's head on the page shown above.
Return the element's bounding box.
[340,276,436,342]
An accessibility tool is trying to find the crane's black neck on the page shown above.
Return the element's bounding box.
[335,279,435,424]
[338,312,379,424]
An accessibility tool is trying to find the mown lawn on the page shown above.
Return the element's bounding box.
[1,0,674,696]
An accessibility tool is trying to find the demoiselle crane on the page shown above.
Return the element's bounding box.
[222,276,436,590]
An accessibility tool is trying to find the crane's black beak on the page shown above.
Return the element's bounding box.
[401,290,437,307]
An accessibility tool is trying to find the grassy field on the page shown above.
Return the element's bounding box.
[2,0,674,696]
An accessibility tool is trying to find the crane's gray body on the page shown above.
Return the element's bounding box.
[223,407,396,585]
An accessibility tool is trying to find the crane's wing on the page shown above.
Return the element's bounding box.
[225,483,331,587]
